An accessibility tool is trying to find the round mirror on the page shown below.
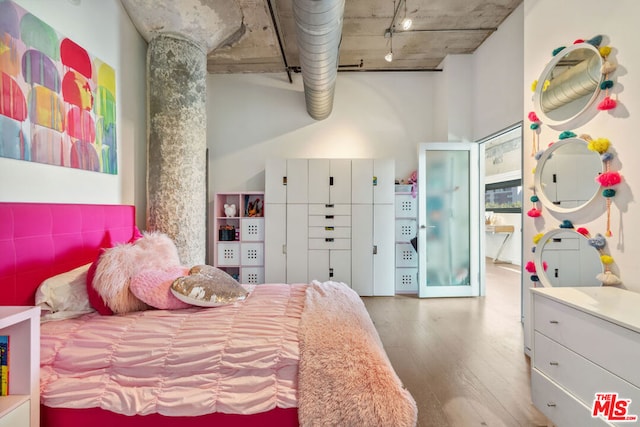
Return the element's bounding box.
[534,137,603,213]
[534,229,602,287]
[533,43,603,129]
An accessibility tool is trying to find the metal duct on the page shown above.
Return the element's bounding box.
[293,0,345,120]
[541,51,602,113]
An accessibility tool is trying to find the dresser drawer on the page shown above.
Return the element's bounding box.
[308,204,350,215]
[531,369,610,427]
[534,332,640,409]
[308,226,351,239]
[533,294,640,388]
[308,238,351,250]
[308,214,351,227]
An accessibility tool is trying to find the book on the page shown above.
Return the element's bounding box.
[0,335,8,396]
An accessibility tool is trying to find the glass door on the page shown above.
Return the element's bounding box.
[417,142,481,298]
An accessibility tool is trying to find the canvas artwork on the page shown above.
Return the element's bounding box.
[0,0,117,174]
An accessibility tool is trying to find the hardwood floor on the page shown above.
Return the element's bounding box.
[362,260,552,427]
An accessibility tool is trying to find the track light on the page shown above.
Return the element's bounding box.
[385,50,393,62]
[401,0,412,30]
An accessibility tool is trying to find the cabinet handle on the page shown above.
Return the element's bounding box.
[325,204,334,208]
[283,176,287,185]
[373,245,378,255]
[329,176,334,186]
[549,361,559,366]
[325,238,334,242]
[547,402,556,407]
[329,268,334,278]
[325,215,334,219]
[549,320,559,324]
[282,244,287,254]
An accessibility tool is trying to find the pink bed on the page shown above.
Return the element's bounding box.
[0,202,417,427]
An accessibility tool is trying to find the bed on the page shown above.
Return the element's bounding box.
[0,202,417,427]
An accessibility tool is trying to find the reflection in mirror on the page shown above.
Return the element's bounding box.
[533,43,603,128]
[534,138,603,213]
[534,229,602,287]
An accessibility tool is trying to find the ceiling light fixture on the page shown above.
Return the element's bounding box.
[384,1,398,62]
[401,0,412,31]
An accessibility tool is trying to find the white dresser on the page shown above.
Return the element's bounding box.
[530,287,640,426]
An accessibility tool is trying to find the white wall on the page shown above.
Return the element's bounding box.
[473,3,524,141]
[207,72,437,194]
[522,0,640,350]
[0,0,147,225]
[472,5,525,267]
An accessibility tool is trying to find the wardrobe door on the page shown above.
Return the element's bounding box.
[351,204,373,296]
[264,203,286,283]
[286,203,308,283]
[286,159,309,204]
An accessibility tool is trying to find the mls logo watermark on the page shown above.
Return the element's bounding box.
[592,393,638,422]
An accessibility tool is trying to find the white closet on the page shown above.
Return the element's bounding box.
[265,158,395,296]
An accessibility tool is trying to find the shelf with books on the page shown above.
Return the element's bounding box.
[0,306,40,427]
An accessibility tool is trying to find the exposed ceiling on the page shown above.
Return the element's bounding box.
[206,0,523,76]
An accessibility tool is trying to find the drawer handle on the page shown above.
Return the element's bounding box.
[549,361,559,366]
[325,204,334,208]
[549,320,559,324]
[325,215,334,219]
[325,238,334,242]
[325,226,335,231]
[547,402,556,407]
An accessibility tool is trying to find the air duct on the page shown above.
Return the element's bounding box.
[541,50,602,114]
[292,0,345,120]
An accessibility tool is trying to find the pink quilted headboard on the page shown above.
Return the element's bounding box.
[0,203,136,306]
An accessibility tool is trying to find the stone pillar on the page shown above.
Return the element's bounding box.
[147,34,206,265]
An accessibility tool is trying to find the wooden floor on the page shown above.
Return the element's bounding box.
[362,260,552,427]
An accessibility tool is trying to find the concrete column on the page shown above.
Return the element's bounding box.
[147,34,206,265]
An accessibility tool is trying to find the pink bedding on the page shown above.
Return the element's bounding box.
[40,283,306,417]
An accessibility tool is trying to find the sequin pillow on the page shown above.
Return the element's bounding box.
[171,265,249,307]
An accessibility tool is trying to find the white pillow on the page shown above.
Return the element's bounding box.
[36,264,96,321]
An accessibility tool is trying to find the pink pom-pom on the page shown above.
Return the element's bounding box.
[596,171,622,187]
[527,208,542,217]
[525,261,536,273]
[576,227,590,236]
[597,97,617,111]
[528,111,539,122]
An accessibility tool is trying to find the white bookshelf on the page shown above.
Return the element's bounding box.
[0,307,40,427]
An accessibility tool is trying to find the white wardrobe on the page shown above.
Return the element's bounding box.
[265,158,395,296]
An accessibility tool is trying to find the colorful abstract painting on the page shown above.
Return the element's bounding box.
[0,0,117,174]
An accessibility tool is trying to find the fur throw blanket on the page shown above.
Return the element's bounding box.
[297,281,417,426]
[92,232,182,313]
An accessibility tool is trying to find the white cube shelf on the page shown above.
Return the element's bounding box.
[217,242,240,266]
[241,218,264,241]
[395,219,417,242]
[394,194,417,218]
[395,242,418,267]
[395,268,418,293]
[241,243,264,266]
[241,267,264,285]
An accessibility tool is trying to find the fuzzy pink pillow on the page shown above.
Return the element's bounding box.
[86,226,146,315]
[92,231,182,314]
[130,267,191,310]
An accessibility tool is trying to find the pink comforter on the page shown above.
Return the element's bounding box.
[40,284,306,417]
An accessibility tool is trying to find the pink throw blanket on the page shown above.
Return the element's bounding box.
[298,281,418,426]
